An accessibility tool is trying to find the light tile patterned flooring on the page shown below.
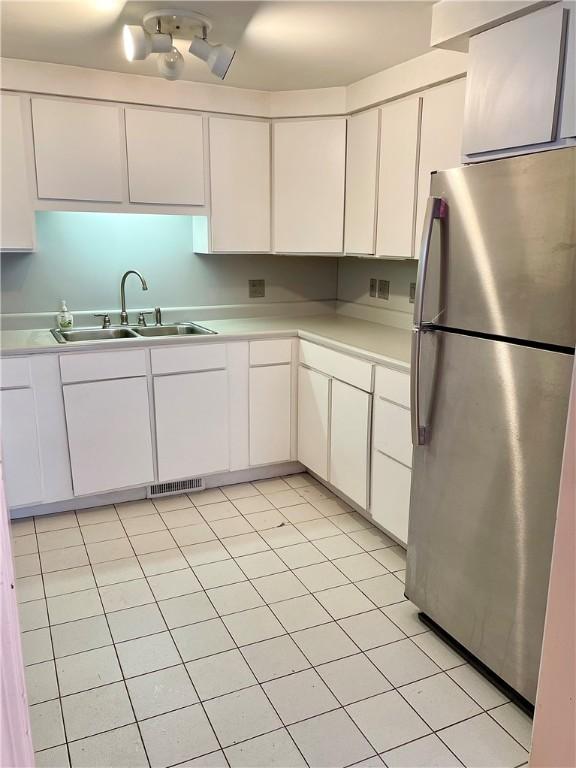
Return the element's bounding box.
[11,474,532,768]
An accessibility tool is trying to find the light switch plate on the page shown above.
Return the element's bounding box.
[249,279,265,298]
[378,279,390,300]
[369,278,377,298]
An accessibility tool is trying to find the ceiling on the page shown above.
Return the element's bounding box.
[0,1,435,91]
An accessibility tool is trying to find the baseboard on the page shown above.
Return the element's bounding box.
[10,461,305,519]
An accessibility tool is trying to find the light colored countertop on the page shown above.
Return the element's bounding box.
[0,314,411,369]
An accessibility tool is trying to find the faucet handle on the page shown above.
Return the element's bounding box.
[137,311,154,327]
[154,307,162,326]
[94,313,111,329]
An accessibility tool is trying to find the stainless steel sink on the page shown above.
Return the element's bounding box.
[51,327,139,343]
[133,323,216,337]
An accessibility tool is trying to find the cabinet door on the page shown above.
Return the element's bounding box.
[249,365,291,465]
[63,377,154,496]
[32,98,124,202]
[154,370,229,482]
[371,450,411,546]
[329,380,370,510]
[0,94,34,252]
[297,366,330,480]
[373,398,412,468]
[210,117,270,252]
[462,4,566,155]
[0,389,43,508]
[375,97,421,259]
[344,110,380,255]
[125,108,205,205]
[415,79,466,250]
[273,118,346,253]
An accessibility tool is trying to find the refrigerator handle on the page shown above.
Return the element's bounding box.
[411,196,446,446]
[413,196,447,328]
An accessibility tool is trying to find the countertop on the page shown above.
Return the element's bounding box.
[0,314,412,370]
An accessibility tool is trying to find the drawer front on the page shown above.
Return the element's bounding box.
[370,450,411,546]
[249,339,293,366]
[60,350,147,383]
[375,365,410,407]
[0,357,31,389]
[151,344,227,375]
[299,340,373,392]
[373,397,412,467]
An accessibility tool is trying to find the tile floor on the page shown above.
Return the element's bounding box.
[11,473,532,768]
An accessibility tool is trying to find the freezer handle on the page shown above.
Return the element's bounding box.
[413,196,447,328]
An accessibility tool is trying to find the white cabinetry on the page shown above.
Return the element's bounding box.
[273,118,347,253]
[154,370,229,482]
[32,98,124,202]
[376,97,421,259]
[0,385,43,508]
[125,108,205,206]
[330,380,371,509]
[297,366,330,480]
[463,4,570,158]
[416,78,466,248]
[0,93,34,252]
[344,110,380,255]
[63,376,154,496]
[209,117,270,252]
[370,366,412,546]
[250,366,292,466]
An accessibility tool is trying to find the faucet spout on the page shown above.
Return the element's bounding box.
[120,270,148,326]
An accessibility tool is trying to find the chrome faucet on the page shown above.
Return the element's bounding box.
[120,270,148,325]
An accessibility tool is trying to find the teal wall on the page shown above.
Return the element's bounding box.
[0,212,337,315]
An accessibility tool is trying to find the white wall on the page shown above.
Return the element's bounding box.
[337,257,417,321]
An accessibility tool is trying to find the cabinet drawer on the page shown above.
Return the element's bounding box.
[374,366,410,407]
[299,340,373,392]
[249,339,292,366]
[0,357,31,389]
[373,397,412,468]
[151,344,226,375]
[370,450,411,546]
[60,350,147,383]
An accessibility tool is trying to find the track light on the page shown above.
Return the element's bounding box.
[189,36,236,80]
[123,24,171,61]
[157,47,185,81]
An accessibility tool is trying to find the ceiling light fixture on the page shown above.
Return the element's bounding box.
[122,9,236,81]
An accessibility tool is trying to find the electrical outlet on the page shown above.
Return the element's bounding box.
[369,278,377,298]
[249,279,265,298]
[409,282,417,304]
[377,279,390,300]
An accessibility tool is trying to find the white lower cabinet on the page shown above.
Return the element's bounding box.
[154,370,229,482]
[330,380,370,509]
[0,388,43,507]
[371,450,412,546]
[63,377,154,496]
[297,366,330,480]
[249,365,291,466]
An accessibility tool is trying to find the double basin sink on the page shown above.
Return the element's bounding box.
[52,322,216,343]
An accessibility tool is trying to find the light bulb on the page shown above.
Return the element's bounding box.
[157,47,185,81]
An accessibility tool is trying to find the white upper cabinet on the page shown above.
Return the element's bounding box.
[344,110,380,255]
[32,98,124,202]
[0,94,35,252]
[209,117,270,252]
[415,78,466,251]
[125,108,205,206]
[462,4,568,156]
[273,118,347,253]
[375,96,421,259]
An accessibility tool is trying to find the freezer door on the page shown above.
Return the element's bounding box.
[406,329,573,703]
[421,147,576,348]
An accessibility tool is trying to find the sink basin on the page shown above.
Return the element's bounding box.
[51,327,139,343]
[133,323,216,337]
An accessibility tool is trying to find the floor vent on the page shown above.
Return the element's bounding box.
[148,477,205,498]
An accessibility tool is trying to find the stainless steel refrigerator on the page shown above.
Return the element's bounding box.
[406,147,576,705]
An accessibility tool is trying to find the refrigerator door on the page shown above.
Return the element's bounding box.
[406,329,573,703]
[421,147,576,348]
